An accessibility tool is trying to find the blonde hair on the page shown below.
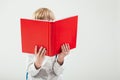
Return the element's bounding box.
[32,8,55,21]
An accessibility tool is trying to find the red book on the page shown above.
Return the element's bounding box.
[20,15,78,56]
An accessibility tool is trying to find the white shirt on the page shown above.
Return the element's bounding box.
[26,54,64,80]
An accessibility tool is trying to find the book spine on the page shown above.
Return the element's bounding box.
[48,22,55,56]
[48,22,51,56]
[51,22,55,56]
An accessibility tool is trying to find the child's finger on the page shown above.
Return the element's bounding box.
[42,49,46,57]
[40,48,46,56]
[34,45,38,55]
[61,44,63,51]
[67,44,70,55]
[67,43,70,50]
[63,44,66,52]
[65,43,68,51]
[63,43,67,52]
[61,45,64,51]
[66,43,70,51]
[38,46,43,55]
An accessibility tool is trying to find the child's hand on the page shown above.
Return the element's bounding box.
[34,46,46,69]
[57,43,70,65]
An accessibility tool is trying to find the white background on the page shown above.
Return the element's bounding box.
[0,0,120,80]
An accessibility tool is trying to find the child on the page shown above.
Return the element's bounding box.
[26,8,70,80]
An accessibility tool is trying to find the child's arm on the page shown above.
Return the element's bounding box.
[27,46,46,77]
[53,43,70,76]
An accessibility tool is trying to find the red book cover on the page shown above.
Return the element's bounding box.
[20,15,78,56]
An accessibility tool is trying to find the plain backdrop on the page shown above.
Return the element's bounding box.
[0,0,119,80]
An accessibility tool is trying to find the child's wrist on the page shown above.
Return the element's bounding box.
[57,57,64,65]
[34,62,41,70]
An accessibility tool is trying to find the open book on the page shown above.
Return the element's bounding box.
[20,15,78,56]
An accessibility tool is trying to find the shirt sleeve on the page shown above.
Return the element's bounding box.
[26,54,42,77]
[53,56,64,76]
